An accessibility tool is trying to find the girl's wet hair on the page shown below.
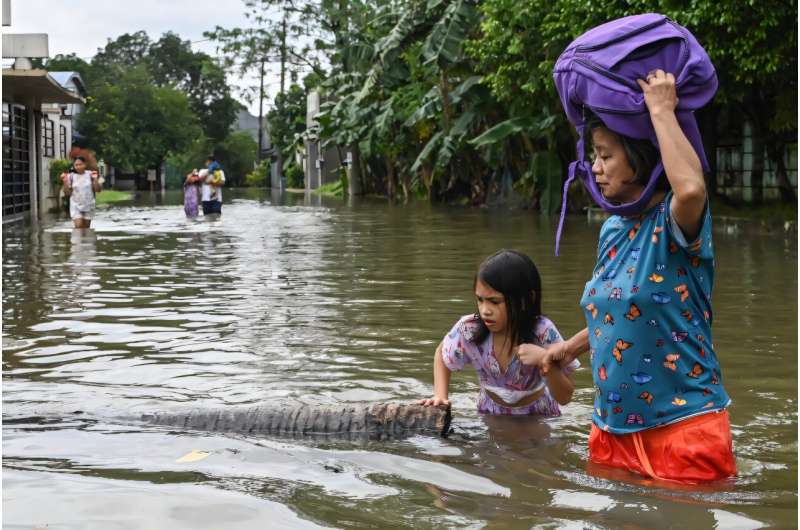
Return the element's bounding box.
[584,113,669,191]
[73,155,87,163]
[472,249,543,345]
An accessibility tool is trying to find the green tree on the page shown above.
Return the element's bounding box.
[215,131,258,187]
[86,31,239,143]
[78,67,201,174]
[37,54,95,88]
[148,32,241,143]
[470,0,798,204]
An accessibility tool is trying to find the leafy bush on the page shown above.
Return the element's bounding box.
[49,159,72,188]
[245,160,269,187]
[285,164,304,188]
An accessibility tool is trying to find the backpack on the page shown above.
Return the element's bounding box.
[552,13,717,254]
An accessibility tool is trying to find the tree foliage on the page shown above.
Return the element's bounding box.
[216,131,259,186]
[44,32,239,144]
[209,0,799,203]
[78,67,201,172]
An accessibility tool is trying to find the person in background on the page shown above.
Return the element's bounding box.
[183,169,202,218]
[201,156,225,216]
[62,155,102,228]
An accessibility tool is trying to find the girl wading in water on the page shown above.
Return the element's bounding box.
[543,69,735,483]
[62,156,102,228]
[420,250,579,416]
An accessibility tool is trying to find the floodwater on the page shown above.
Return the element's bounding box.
[3,189,796,529]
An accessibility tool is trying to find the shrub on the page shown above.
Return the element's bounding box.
[49,159,72,188]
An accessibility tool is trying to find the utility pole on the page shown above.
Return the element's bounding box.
[257,59,265,163]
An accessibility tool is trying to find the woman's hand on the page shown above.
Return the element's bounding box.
[540,342,570,375]
[636,69,678,117]
[517,343,548,367]
[418,396,450,407]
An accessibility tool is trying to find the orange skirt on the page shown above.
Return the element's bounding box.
[588,410,736,483]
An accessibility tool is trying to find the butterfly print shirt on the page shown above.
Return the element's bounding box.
[579,192,731,434]
[441,314,580,416]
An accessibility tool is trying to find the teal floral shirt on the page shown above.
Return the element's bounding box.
[579,192,730,434]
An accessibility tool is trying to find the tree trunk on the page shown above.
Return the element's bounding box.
[386,155,397,200]
[767,137,797,203]
[696,103,719,196]
[348,143,362,196]
[138,403,452,439]
[422,163,434,200]
[750,124,765,206]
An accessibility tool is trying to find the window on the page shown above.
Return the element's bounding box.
[42,118,54,158]
[4,103,32,216]
[60,125,67,158]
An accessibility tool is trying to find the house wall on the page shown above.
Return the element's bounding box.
[39,105,73,212]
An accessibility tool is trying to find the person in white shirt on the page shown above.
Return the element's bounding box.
[62,156,102,228]
[201,155,225,216]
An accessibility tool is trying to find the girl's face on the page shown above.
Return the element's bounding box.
[590,127,644,204]
[73,159,86,173]
[475,279,508,335]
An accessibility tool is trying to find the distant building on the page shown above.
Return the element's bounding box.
[46,71,87,140]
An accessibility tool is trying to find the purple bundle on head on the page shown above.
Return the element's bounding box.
[552,13,718,255]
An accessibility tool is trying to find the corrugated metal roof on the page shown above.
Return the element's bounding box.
[48,71,87,94]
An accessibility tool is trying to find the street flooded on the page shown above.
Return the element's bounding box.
[3,190,796,529]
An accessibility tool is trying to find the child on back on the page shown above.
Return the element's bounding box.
[419,249,579,416]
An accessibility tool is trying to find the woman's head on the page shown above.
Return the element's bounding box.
[72,156,87,173]
[584,114,667,204]
[473,249,542,345]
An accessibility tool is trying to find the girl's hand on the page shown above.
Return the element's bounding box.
[636,69,678,117]
[418,396,450,407]
[517,343,548,367]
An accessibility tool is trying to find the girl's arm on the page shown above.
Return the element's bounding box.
[418,341,451,406]
[91,172,102,193]
[62,174,72,196]
[544,362,574,405]
[637,70,706,241]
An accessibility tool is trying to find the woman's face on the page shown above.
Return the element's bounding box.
[590,128,644,204]
[73,159,86,173]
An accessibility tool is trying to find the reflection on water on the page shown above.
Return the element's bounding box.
[3,190,796,528]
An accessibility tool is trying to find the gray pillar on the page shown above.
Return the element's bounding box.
[28,107,39,219]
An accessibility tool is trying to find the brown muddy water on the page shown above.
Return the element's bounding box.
[2,189,797,529]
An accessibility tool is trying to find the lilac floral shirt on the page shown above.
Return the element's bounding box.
[441,314,580,416]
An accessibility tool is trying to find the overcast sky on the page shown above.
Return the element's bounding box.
[3,0,289,114]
